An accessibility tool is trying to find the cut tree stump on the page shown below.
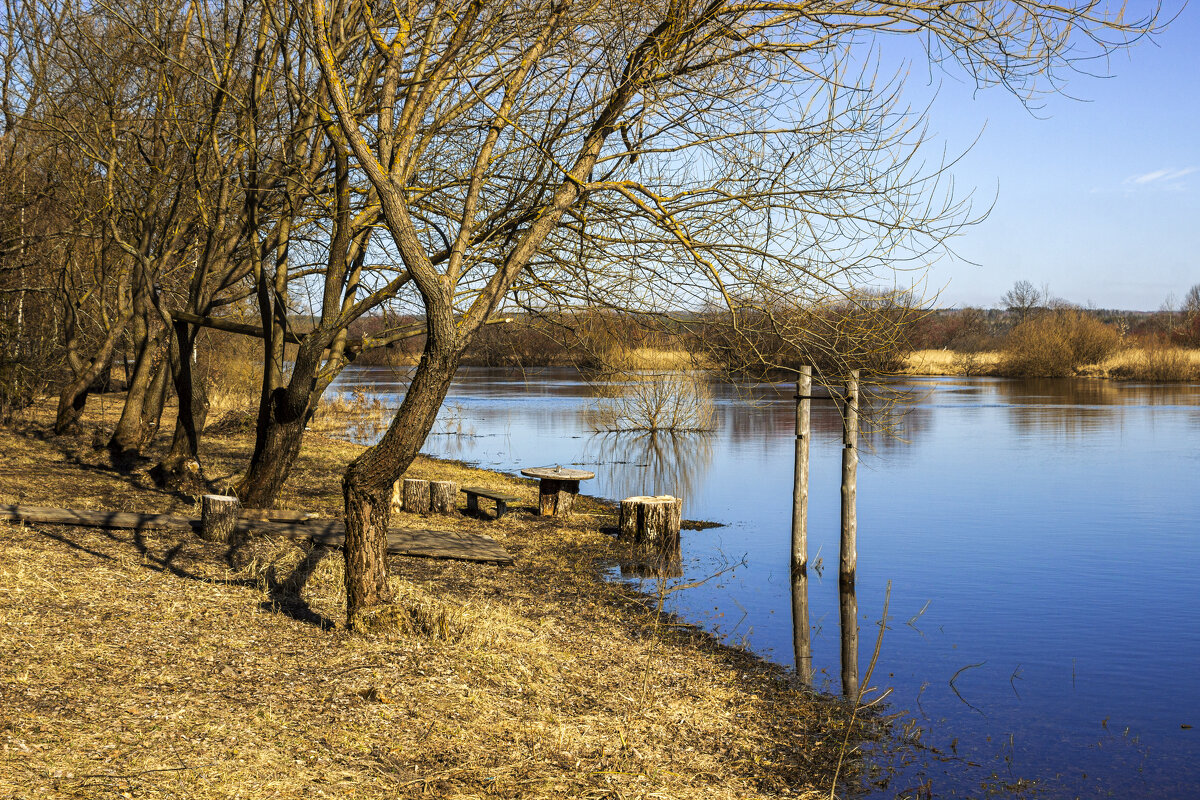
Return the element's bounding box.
[430,480,458,515]
[402,478,431,514]
[200,494,241,543]
[618,495,682,546]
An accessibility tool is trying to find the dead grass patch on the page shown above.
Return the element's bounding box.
[0,397,873,799]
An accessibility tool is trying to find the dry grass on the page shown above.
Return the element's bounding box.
[898,349,1002,376]
[1097,346,1200,381]
[608,348,708,372]
[901,346,1200,381]
[0,397,870,799]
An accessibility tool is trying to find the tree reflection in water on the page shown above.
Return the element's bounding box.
[582,431,713,516]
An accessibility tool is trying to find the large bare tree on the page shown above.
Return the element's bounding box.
[304,0,1162,627]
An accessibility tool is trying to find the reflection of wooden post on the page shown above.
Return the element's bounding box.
[200,494,240,543]
[402,478,431,514]
[840,370,859,583]
[430,481,458,515]
[792,367,811,574]
[839,578,860,700]
[791,567,814,686]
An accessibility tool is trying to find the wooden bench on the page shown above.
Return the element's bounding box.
[461,487,520,520]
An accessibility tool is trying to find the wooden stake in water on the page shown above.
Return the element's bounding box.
[839,577,860,700]
[791,367,812,575]
[791,567,814,686]
[840,370,859,583]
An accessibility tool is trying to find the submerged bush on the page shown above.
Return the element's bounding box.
[588,371,715,432]
[1000,309,1121,377]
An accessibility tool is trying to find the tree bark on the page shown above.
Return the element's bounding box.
[430,480,457,515]
[109,323,167,456]
[152,324,210,494]
[54,317,130,434]
[402,478,431,514]
[342,342,460,628]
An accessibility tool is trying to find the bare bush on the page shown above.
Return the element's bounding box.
[589,372,715,433]
[1001,309,1122,377]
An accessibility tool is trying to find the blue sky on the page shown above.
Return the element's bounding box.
[904,2,1199,311]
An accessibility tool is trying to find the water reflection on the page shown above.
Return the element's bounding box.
[582,431,712,513]
[1001,380,1195,441]
[619,539,684,580]
[791,568,814,686]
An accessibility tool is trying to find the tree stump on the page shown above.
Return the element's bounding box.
[390,480,404,515]
[402,478,431,514]
[430,480,458,515]
[618,495,682,546]
[200,494,240,543]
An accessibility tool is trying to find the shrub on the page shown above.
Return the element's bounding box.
[1000,309,1121,377]
[588,371,715,432]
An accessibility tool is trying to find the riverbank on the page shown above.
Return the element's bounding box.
[0,399,872,799]
[897,347,1200,380]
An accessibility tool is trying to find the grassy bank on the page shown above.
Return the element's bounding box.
[899,347,1200,380]
[0,399,872,799]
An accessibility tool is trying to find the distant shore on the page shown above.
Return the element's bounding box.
[897,347,1200,381]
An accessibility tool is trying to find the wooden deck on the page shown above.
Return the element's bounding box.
[0,504,513,565]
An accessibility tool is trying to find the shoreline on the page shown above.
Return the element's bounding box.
[0,398,875,799]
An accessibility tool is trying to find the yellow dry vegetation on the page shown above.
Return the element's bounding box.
[0,399,868,799]
[897,349,1002,376]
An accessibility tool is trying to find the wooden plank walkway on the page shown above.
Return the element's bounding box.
[0,504,513,565]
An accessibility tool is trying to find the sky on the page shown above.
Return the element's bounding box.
[894,2,1199,311]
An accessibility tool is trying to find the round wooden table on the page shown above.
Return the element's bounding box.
[520,466,595,517]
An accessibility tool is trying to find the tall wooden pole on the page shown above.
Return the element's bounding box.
[791,367,811,575]
[840,370,859,584]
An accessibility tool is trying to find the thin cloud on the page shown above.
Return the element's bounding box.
[1124,167,1197,187]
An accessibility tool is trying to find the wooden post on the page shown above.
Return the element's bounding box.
[839,578,860,700]
[840,369,858,583]
[792,367,811,575]
[200,494,240,543]
[429,480,458,515]
[791,566,814,687]
[402,478,431,514]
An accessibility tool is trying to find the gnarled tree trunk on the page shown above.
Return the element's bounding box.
[342,342,459,628]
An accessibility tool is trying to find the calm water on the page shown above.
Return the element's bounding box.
[329,366,1200,798]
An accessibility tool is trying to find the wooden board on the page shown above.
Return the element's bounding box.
[0,505,513,565]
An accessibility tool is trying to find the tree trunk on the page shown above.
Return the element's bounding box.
[342,342,460,628]
[235,405,309,508]
[54,321,129,434]
[109,324,166,456]
[343,477,394,630]
[139,349,173,450]
[152,324,210,494]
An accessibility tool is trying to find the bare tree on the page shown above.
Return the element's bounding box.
[304,0,1162,627]
[1002,279,1047,324]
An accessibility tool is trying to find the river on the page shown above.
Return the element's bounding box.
[328,366,1200,798]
